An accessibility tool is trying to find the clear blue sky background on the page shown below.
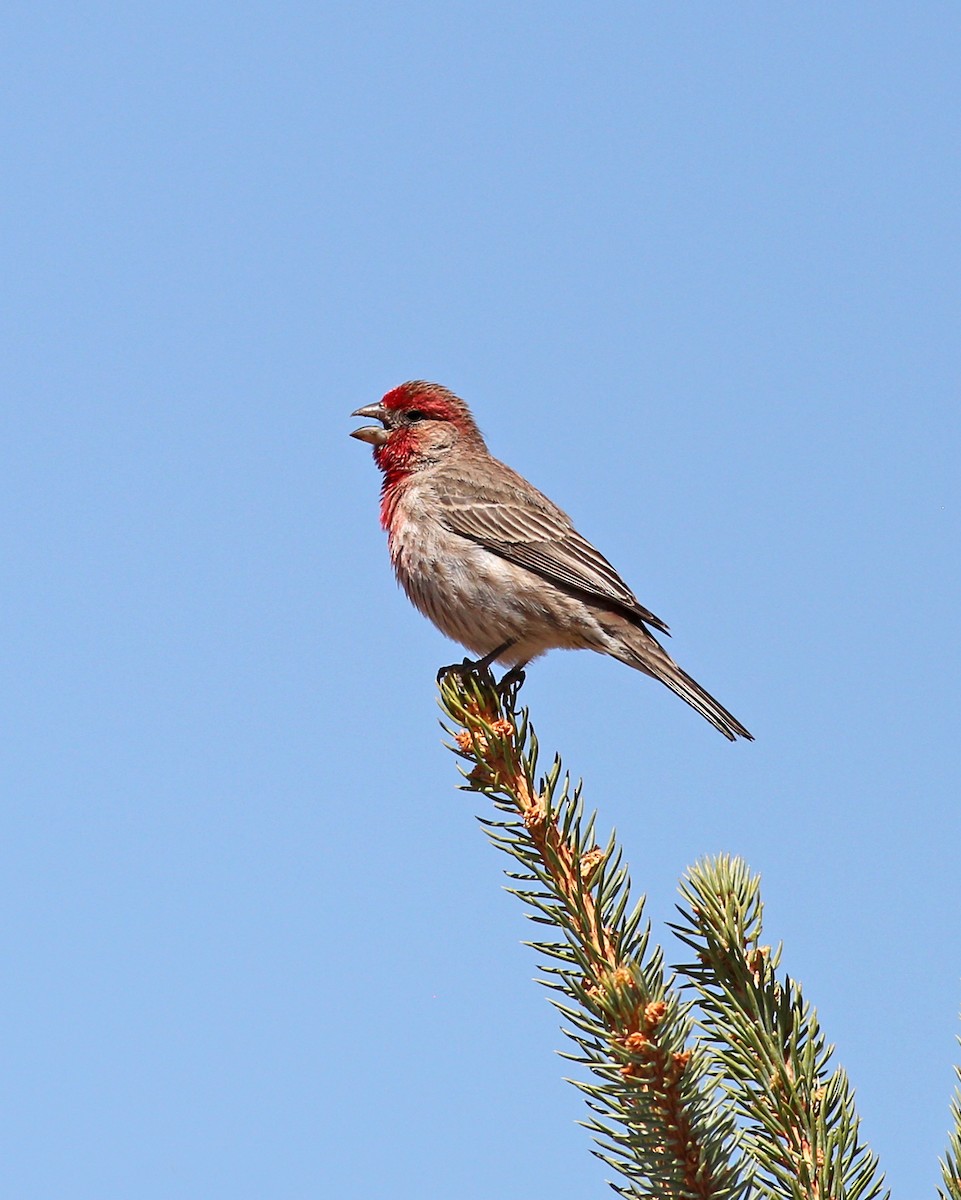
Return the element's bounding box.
[2,4,959,1196]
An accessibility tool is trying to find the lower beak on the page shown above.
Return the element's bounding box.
[350,403,390,446]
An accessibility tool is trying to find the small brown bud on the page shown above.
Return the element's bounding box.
[747,945,770,984]
[523,803,547,831]
[613,967,634,989]
[580,847,605,884]
[643,1000,667,1029]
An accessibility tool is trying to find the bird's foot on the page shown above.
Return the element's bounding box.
[436,640,515,687]
[436,657,495,687]
[436,656,526,714]
[496,665,526,701]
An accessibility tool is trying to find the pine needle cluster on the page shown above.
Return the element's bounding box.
[437,666,957,1197]
[940,1051,961,1200]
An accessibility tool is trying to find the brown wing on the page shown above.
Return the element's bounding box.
[433,466,670,634]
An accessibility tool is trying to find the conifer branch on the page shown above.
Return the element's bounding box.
[671,856,887,1200]
[438,668,747,1199]
[939,1037,961,1200]
[436,670,961,1197]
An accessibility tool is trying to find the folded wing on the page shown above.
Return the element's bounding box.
[433,467,670,635]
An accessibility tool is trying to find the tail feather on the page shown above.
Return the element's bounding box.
[616,637,753,742]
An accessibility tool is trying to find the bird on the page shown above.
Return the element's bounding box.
[351,382,752,741]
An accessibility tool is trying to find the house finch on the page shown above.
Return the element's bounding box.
[351,382,752,741]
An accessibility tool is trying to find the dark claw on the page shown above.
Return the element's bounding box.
[497,666,526,699]
[436,657,492,686]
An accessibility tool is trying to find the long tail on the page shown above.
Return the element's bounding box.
[615,634,753,742]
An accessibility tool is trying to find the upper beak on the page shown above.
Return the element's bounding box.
[350,402,390,445]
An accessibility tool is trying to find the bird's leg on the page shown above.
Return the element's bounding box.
[475,640,515,671]
[436,640,515,684]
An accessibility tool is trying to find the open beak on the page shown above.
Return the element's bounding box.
[350,403,390,446]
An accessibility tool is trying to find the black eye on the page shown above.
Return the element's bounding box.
[405,410,427,422]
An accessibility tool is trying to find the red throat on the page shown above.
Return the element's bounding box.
[375,433,415,532]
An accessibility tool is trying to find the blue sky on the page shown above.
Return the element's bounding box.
[2,3,959,1195]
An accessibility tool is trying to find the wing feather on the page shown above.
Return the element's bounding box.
[433,469,669,634]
